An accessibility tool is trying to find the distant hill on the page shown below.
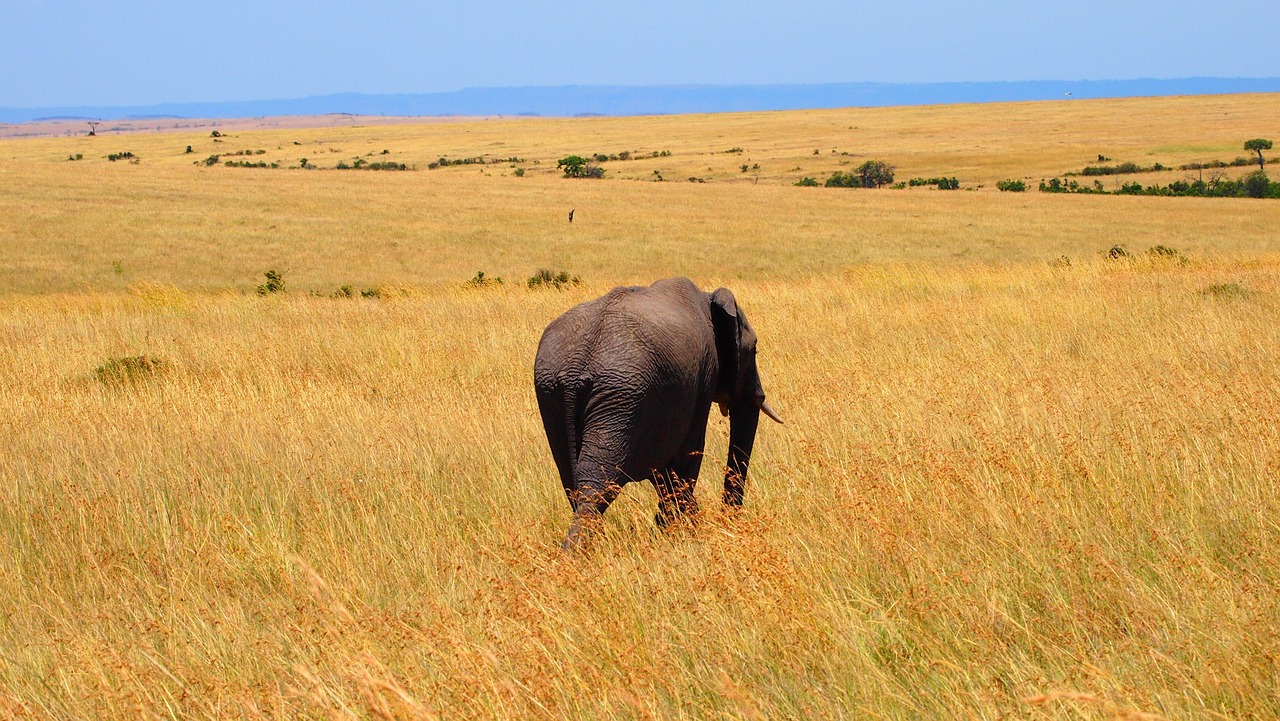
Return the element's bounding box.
[3,78,1278,124]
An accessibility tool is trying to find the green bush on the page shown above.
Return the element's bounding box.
[528,269,580,290]
[1243,170,1272,198]
[256,270,286,295]
[1080,162,1142,176]
[557,156,603,178]
[996,179,1026,192]
[826,160,895,188]
[908,176,958,189]
[794,177,820,187]
[467,271,504,288]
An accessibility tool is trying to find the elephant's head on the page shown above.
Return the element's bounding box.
[710,288,782,506]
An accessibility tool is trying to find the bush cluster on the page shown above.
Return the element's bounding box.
[428,156,487,169]
[336,159,409,171]
[466,271,504,288]
[996,179,1027,192]
[1041,171,1280,198]
[1077,161,1150,176]
[528,269,580,289]
[909,176,959,189]
[106,152,135,162]
[1179,157,1258,171]
[557,156,604,179]
[824,160,895,188]
[427,155,526,169]
[256,270,286,295]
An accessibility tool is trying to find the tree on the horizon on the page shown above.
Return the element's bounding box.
[1244,139,1272,171]
[86,121,98,136]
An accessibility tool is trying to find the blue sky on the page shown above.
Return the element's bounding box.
[3,1,1278,109]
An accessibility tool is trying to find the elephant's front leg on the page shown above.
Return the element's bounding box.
[562,479,623,551]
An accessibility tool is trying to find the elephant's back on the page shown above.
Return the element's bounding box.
[535,277,715,389]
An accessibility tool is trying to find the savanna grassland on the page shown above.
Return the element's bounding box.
[2,93,1280,719]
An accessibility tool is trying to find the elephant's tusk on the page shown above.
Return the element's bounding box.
[717,402,729,417]
[757,398,784,424]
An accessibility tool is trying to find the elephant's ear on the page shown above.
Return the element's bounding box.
[710,288,747,399]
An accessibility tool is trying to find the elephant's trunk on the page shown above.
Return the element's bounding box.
[723,401,761,506]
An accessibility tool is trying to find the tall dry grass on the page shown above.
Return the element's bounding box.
[2,254,1278,718]
[2,94,1280,718]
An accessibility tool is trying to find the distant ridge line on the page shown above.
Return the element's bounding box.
[3,78,1278,124]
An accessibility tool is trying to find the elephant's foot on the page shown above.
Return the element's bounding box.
[561,482,621,551]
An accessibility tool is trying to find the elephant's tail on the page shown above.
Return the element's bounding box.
[564,373,592,470]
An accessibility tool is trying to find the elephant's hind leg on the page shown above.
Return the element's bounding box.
[535,385,578,510]
[562,477,623,551]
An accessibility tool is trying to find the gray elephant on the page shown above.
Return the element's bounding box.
[534,277,782,550]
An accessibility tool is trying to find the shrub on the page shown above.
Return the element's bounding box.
[106,151,135,162]
[95,355,165,385]
[333,285,356,298]
[795,177,820,187]
[558,156,603,178]
[856,160,895,188]
[1148,244,1180,259]
[909,177,958,189]
[1081,162,1141,176]
[996,179,1026,192]
[466,270,504,288]
[1107,245,1131,260]
[256,270,286,295]
[826,161,895,188]
[1242,170,1272,199]
[528,269,580,290]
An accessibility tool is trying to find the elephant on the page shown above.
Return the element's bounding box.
[534,277,783,550]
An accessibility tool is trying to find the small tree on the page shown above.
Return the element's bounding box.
[856,160,895,188]
[557,155,602,178]
[1244,139,1272,170]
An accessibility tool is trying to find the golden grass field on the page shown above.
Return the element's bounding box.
[2,93,1280,719]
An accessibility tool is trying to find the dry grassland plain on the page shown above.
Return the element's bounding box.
[1,93,1279,719]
